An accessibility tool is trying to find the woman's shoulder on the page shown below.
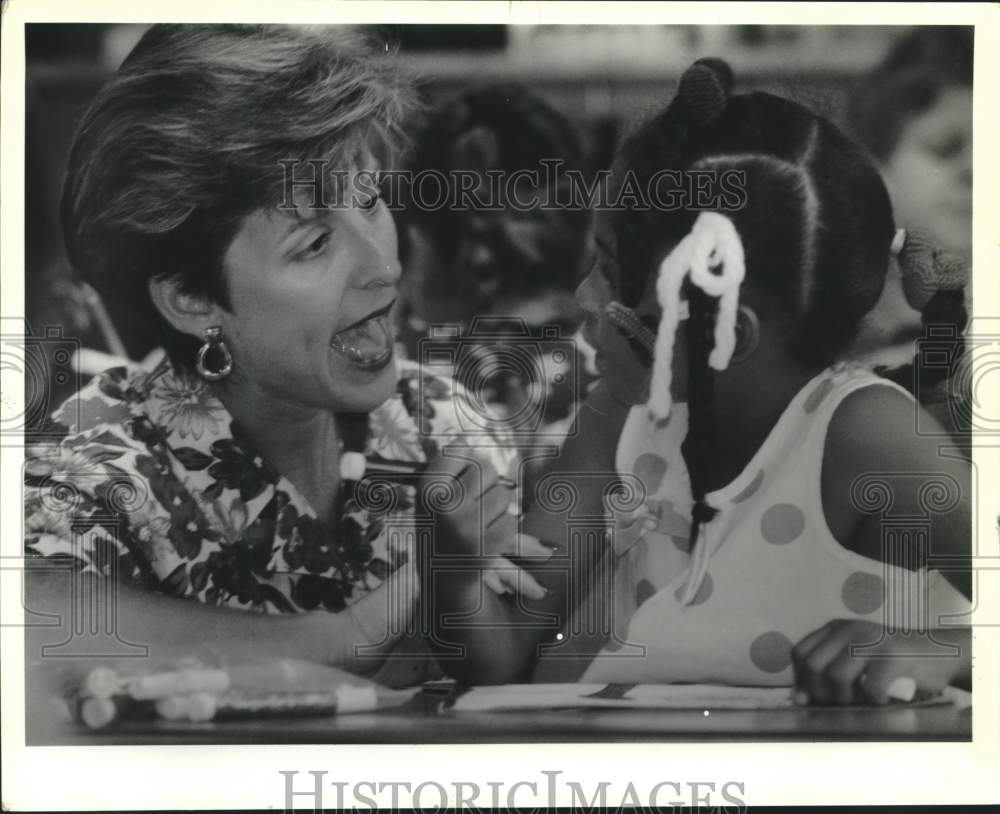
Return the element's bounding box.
[46,364,158,437]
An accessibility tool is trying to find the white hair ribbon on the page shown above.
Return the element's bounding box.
[647,212,746,421]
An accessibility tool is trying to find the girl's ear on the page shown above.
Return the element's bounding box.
[147,277,225,341]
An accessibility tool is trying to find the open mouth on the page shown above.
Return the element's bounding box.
[330,299,396,370]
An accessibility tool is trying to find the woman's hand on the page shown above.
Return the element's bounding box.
[791,619,970,705]
[418,440,553,599]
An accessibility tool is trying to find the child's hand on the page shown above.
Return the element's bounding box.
[791,619,969,706]
[418,441,553,599]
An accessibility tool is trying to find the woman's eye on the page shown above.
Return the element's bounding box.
[927,134,965,160]
[298,231,330,260]
[359,191,382,213]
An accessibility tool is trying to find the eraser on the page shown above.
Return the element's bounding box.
[335,684,378,714]
[131,672,183,699]
[887,676,917,702]
[176,668,230,695]
[186,692,218,722]
[84,667,121,699]
[155,695,191,721]
[80,697,119,730]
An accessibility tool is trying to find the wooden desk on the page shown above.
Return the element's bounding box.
[29,690,971,745]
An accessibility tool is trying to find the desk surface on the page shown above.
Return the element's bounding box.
[30,691,971,745]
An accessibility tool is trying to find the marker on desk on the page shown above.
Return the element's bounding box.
[78,696,155,730]
[130,668,229,699]
[83,666,231,701]
[364,460,427,478]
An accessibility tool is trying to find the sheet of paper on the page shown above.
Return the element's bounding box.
[448,683,964,713]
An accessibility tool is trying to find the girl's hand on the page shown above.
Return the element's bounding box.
[791,619,970,706]
[418,441,553,599]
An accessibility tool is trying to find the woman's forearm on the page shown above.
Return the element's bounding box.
[23,571,399,675]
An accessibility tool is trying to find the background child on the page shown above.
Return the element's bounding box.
[848,26,973,443]
[427,58,972,706]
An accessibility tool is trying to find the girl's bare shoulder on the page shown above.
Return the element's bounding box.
[822,382,970,565]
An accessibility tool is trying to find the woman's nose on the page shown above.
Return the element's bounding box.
[358,234,402,286]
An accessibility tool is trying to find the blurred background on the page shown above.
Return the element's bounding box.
[22,24,972,445]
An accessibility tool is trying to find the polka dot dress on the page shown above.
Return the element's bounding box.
[582,365,971,687]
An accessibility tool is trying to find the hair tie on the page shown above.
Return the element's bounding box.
[678,58,734,126]
[647,212,746,422]
[897,229,968,310]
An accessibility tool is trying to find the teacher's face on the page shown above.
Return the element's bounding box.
[218,169,402,413]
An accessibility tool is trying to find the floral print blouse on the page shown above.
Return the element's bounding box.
[24,357,515,624]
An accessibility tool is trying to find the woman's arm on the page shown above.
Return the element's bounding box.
[24,565,413,677]
[425,380,630,684]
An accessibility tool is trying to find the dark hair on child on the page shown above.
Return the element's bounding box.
[610,57,897,547]
[402,84,588,309]
[848,26,972,163]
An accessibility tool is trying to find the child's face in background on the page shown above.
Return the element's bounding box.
[575,221,688,406]
[881,86,972,259]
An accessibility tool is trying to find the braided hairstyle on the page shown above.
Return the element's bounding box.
[610,58,896,547]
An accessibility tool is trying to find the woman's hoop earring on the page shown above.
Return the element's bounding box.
[731,305,760,364]
[195,326,233,381]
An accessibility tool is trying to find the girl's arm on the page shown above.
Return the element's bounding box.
[795,384,972,704]
[822,384,971,598]
[425,380,630,684]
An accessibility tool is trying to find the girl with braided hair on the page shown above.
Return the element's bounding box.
[431,59,972,706]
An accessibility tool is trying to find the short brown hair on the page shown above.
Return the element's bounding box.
[62,24,418,367]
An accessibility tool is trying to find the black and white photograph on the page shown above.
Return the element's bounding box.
[2,1,998,811]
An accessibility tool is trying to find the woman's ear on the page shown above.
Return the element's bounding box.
[147,277,224,340]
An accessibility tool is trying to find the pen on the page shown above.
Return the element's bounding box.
[365,459,517,489]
